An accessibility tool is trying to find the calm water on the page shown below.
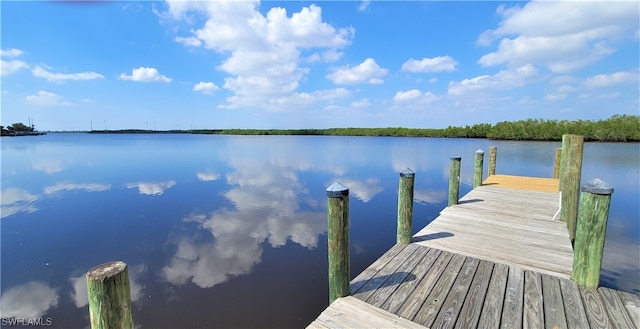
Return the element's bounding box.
[1,134,638,328]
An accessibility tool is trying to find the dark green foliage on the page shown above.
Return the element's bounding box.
[83,115,640,142]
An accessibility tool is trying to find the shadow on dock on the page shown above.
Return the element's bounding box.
[351,272,417,293]
[413,232,454,242]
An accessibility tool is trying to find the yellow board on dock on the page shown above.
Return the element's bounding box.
[483,174,559,193]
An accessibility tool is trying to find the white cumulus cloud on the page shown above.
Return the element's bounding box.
[478,2,639,73]
[0,48,24,58]
[119,67,172,83]
[1,60,28,76]
[584,71,639,89]
[161,1,353,109]
[327,58,388,85]
[193,81,219,94]
[448,64,538,96]
[32,66,105,83]
[394,89,438,104]
[25,91,71,106]
[401,56,458,73]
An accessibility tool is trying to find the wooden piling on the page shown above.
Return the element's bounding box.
[553,148,562,179]
[572,179,614,288]
[86,261,134,329]
[559,135,584,242]
[488,146,497,176]
[397,168,415,244]
[474,149,484,189]
[448,156,461,206]
[327,182,350,304]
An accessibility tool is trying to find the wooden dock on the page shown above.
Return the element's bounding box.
[308,174,640,328]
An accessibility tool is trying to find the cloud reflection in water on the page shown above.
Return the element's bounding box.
[163,166,325,288]
[0,281,59,318]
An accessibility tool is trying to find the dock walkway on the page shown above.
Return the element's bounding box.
[308,175,640,328]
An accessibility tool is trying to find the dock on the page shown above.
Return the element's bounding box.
[308,141,640,329]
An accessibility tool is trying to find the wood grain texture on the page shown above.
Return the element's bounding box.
[477,263,509,329]
[454,260,494,329]
[380,247,442,313]
[541,275,567,329]
[501,265,525,329]
[523,271,544,329]
[558,278,590,329]
[580,287,612,329]
[307,296,428,329]
[412,254,466,326]
[350,244,406,293]
[617,290,640,329]
[431,257,480,329]
[598,287,636,329]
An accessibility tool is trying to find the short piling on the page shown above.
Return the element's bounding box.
[86,261,134,329]
[397,168,415,244]
[553,148,562,179]
[559,134,584,242]
[474,149,484,189]
[488,146,497,176]
[572,179,614,288]
[448,156,461,206]
[326,182,350,304]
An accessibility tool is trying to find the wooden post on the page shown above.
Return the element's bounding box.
[572,179,613,288]
[559,134,584,242]
[86,261,134,329]
[553,148,562,179]
[397,168,415,244]
[448,156,461,206]
[473,149,484,189]
[488,146,497,176]
[326,182,350,304]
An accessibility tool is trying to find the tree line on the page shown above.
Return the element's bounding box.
[191,115,639,142]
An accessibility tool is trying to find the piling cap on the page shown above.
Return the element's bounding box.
[400,167,415,178]
[475,149,484,155]
[581,178,614,195]
[327,182,349,197]
[450,156,462,160]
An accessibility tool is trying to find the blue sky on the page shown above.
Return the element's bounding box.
[1,1,638,131]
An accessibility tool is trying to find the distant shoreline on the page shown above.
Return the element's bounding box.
[16,115,640,142]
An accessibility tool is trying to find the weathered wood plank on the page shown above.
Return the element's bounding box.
[350,243,407,293]
[380,247,442,313]
[353,244,420,301]
[599,287,636,329]
[617,290,640,329]
[431,257,480,329]
[307,296,429,329]
[541,275,567,329]
[558,278,590,329]
[454,260,494,329]
[580,287,612,329]
[366,244,429,307]
[414,226,573,279]
[396,251,455,319]
[501,265,525,329]
[524,271,544,329]
[413,254,468,327]
[477,263,509,329]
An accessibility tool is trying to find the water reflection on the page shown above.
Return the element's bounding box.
[196,172,221,182]
[43,183,111,195]
[32,160,66,174]
[329,178,383,202]
[126,181,176,195]
[163,166,325,288]
[414,189,447,205]
[1,188,39,218]
[0,281,58,318]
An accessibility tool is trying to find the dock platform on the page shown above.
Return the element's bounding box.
[308,175,640,328]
